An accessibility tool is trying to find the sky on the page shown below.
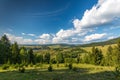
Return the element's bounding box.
[0,0,120,44]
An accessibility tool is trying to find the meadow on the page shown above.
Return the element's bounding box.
[0,63,115,80]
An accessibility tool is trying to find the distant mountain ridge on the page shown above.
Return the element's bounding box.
[80,37,120,47]
[21,37,120,47]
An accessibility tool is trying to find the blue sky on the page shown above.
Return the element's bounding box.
[0,0,120,44]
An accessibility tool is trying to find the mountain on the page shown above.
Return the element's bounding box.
[80,37,120,47]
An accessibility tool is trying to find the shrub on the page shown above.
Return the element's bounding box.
[50,58,57,64]
[14,64,19,69]
[19,67,25,73]
[68,63,72,70]
[48,65,53,72]
[72,67,79,72]
[113,66,120,79]
[2,64,9,70]
[30,63,33,67]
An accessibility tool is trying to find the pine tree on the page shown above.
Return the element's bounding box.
[20,47,27,64]
[11,42,21,64]
[106,46,113,66]
[44,53,50,64]
[91,47,103,65]
[0,35,11,64]
[28,48,35,64]
[56,53,64,63]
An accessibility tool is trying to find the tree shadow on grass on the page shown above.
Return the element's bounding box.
[0,68,117,80]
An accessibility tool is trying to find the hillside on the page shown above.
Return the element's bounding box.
[80,37,120,47]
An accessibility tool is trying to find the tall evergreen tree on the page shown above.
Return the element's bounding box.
[115,39,120,65]
[11,42,20,64]
[56,53,64,63]
[20,47,27,64]
[106,46,113,66]
[91,47,103,65]
[0,35,11,64]
[28,48,35,64]
[44,53,50,64]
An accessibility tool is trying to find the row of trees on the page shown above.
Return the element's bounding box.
[0,35,35,64]
[0,35,65,65]
[81,39,120,66]
[1,34,120,67]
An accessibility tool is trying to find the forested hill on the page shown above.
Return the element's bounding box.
[81,37,120,47]
[22,36,120,48]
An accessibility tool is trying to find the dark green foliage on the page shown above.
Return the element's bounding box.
[30,63,34,67]
[91,47,103,65]
[44,53,50,64]
[48,65,53,72]
[19,67,25,73]
[72,67,80,72]
[77,54,80,63]
[14,63,19,69]
[68,63,72,70]
[0,35,11,64]
[65,58,76,63]
[2,64,9,70]
[56,53,64,63]
[113,66,120,79]
[11,42,21,64]
[106,46,114,66]
[28,48,35,64]
[50,58,57,64]
[35,54,43,63]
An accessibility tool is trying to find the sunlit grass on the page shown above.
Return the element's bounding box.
[0,63,115,80]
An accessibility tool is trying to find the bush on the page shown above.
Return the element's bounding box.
[30,63,33,67]
[68,63,72,70]
[14,64,19,69]
[50,58,57,64]
[19,67,25,73]
[113,66,120,79]
[48,65,53,72]
[72,67,79,72]
[2,64,9,70]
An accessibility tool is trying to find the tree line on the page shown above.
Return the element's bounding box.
[80,39,120,66]
[0,34,120,67]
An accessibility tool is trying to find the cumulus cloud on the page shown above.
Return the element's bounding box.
[4,33,33,44]
[73,0,120,29]
[34,33,53,44]
[84,33,107,42]
[52,0,120,44]
[3,0,120,44]
[39,34,52,39]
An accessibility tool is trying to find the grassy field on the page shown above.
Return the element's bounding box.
[0,63,116,80]
[81,44,117,55]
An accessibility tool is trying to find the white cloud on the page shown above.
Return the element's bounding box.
[84,33,107,42]
[73,0,120,30]
[33,34,54,44]
[4,33,33,44]
[108,36,115,40]
[22,33,36,37]
[34,39,51,44]
[22,33,26,35]
[40,34,51,39]
[53,0,120,44]
[28,34,35,37]
[3,0,120,44]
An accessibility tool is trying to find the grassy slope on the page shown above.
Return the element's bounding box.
[0,64,115,80]
[81,44,117,55]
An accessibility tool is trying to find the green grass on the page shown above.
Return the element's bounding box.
[81,44,117,55]
[0,63,116,80]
